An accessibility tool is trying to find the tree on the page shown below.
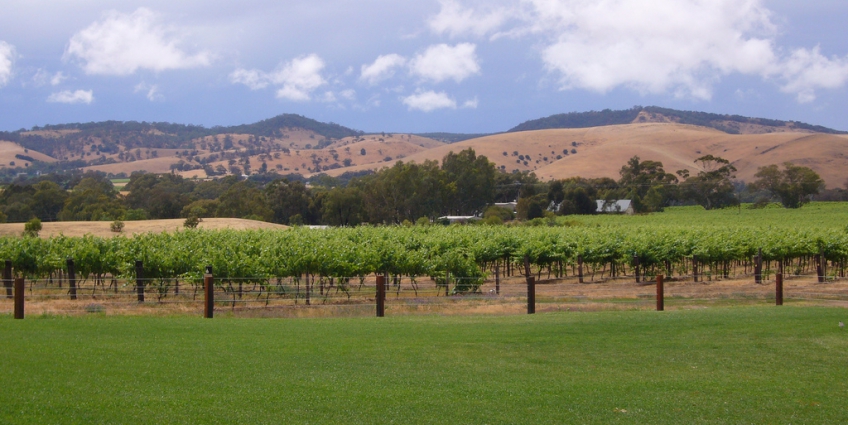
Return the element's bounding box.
[216,181,273,221]
[321,186,363,226]
[752,163,824,208]
[23,218,41,237]
[441,149,496,215]
[124,173,195,219]
[264,179,312,224]
[0,184,35,222]
[679,155,739,210]
[617,156,678,212]
[31,181,69,221]
[517,194,547,220]
[59,177,125,221]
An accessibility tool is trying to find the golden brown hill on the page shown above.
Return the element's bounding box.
[322,123,848,188]
[0,141,57,169]
[176,133,444,179]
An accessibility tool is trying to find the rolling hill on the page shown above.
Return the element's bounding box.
[1,108,846,188]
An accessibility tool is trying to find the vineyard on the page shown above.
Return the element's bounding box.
[1,204,847,315]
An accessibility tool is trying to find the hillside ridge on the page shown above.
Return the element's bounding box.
[509,106,848,135]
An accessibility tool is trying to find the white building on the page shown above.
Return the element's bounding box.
[596,200,634,215]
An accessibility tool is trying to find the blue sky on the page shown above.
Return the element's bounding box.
[1,0,847,133]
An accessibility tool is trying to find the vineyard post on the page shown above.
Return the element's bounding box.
[3,260,11,299]
[67,259,77,301]
[204,267,214,319]
[495,264,500,295]
[376,275,385,317]
[817,245,826,283]
[656,274,664,311]
[755,249,763,284]
[775,273,783,306]
[135,261,144,303]
[577,255,584,284]
[527,275,535,314]
[633,255,640,283]
[693,255,698,283]
[14,277,24,319]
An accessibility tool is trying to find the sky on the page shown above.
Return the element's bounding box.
[1,0,847,134]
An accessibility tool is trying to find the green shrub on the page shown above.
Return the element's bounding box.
[23,218,42,237]
[110,220,125,233]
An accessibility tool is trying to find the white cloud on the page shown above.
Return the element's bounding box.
[409,43,480,83]
[360,54,407,85]
[231,54,327,101]
[527,0,780,100]
[778,47,848,103]
[0,41,15,88]
[47,89,94,104]
[65,8,212,75]
[429,0,508,38]
[444,0,848,103]
[229,68,268,90]
[319,91,337,103]
[134,82,163,101]
[33,69,68,87]
[402,90,457,112]
[462,97,479,109]
[340,89,356,100]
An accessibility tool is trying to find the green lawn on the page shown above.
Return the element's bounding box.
[565,202,848,229]
[2,307,847,424]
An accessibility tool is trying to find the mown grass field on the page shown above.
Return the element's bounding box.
[2,306,847,424]
[565,202,848,229]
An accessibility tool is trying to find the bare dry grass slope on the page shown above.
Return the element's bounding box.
[325,123,848,187]
[0,218,288,238]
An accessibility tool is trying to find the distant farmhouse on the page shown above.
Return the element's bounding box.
[596,200,634,215]
[438,216,480,224]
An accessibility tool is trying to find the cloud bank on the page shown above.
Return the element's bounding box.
[66,8,212,75]
[231,54,327,101]
[0,41,15,88]
[409,43,480,83]
[432,0,848,102]
[47,90,94,104]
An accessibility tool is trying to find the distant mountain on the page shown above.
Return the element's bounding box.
[508,106,848,135]
[223,114,361,140]
[0,114,362,160]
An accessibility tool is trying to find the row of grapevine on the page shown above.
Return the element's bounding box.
[1,225,846,286]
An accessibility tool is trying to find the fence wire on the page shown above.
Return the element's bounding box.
[1,271,846,318]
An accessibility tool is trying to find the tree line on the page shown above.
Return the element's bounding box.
[0,148,836,226]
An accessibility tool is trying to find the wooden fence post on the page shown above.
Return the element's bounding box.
[3,260,11,299]
[633,255,640,283]
[816,246,826,283]
[755,248,763,284]
[693,255,698,283]
[376,275,385,317]
[527,276,535,314]
[135,260,144,303]
[577,255,584,284]
[656,274,664,311]
[67,258,77,301]
[204,268,214,319]
[775,273,783,306]
[14,277,24,319]
[495,264,500,295]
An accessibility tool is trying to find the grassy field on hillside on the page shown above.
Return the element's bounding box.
[564,202,848,229]
[2,307,847,424]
